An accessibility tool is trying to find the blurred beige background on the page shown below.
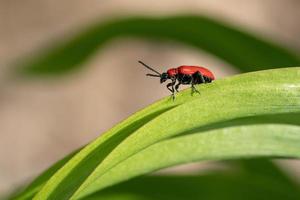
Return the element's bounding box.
[1,0,300,196]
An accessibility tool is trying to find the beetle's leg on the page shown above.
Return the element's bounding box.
[167,79,176,93]
[191,84,200,94]
[166,82,174,93]
[175,82,181,92]
[167,80,176,100]
[172,80,176,93]
[190,75,199,95]
[192,71,206,94]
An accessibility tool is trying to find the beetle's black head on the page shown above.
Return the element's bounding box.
[160,72,169,83]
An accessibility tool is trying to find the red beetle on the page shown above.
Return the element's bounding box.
[139,61,215,98]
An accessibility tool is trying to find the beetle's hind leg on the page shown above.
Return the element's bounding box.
[191,71,204,94]
[191,84,200,94]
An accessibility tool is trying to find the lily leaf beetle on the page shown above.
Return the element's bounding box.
[139,61,215,99]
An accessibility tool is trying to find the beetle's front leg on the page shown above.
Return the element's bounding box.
[166,80,176,100]
[166,82,174,93]
[175,82,181,92]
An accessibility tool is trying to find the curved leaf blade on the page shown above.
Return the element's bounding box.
[71,67,300,198]
[7,111,176,200]
[33,67,300,199]
[7,150,80,200]
[76,124,300,199]
[10,112,300,200]
[86,167,300,200]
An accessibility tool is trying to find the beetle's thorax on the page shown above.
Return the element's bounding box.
[167,68,178,77]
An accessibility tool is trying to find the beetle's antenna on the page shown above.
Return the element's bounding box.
[146,73,161,77]
[138,61,161,76]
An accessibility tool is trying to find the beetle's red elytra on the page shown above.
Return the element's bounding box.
[139,61,215,99]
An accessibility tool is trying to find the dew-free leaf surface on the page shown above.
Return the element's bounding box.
[27,67,300,200]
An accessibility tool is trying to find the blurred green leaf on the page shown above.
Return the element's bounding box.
[17,16,300,76]
[29,67,300,199]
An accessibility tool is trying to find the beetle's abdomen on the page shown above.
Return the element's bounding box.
[178,66,215,80]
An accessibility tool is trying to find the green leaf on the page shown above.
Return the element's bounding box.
[85,166,300,200]
[10,113,300,200]
[77,124,300,199]
[31,67,300,199]
[17,16,300,76]
[9,14,300,200]
[7,150,79,200]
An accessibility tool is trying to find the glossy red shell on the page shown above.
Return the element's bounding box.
[167,68,178,76]
[167,66,215,80]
